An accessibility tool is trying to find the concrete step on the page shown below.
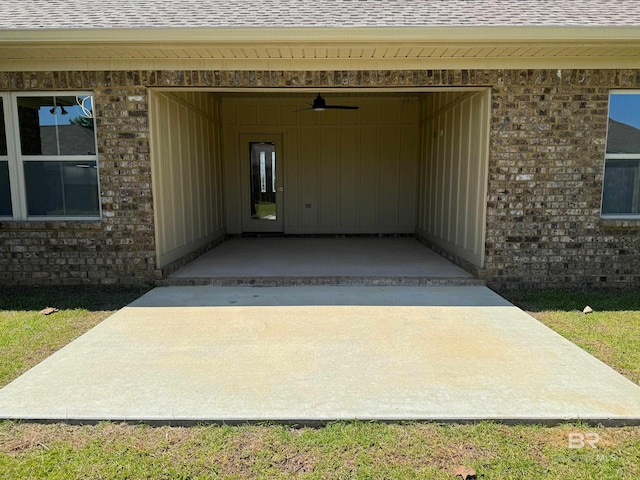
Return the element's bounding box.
[158,276,486,287]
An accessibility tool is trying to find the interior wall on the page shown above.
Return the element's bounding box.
[221,96,420,234]
[417,90,490,268]
[149,91,225,268]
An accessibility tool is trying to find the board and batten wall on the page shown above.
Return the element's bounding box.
[149,91,226,268]
[221,96,420,234]
[417,90,490,269]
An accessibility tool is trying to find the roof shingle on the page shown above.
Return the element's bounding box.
[1,0,640,30]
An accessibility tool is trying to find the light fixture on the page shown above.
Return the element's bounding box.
[296,94,358,112]
[49,106,68,115]
[312,94,326,111]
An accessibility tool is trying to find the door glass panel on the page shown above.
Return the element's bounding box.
[249,142,277,221]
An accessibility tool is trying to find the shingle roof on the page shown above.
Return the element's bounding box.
[1,0,640,29]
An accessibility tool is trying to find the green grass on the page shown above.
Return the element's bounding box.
[1,421,638,479]
[0,286,149,387]
[253,202,276,219]
[0,286,639,479]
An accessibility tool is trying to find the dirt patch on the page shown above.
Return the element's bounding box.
[0,423,196,455]
[276,452,318,474]
[0,423,85,453]
[430,443,496,471]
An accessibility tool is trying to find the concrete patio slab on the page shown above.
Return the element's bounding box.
[1,285,640,425]
[164,237,481,286]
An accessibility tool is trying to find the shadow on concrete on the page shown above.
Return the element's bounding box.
[127,285,514,308]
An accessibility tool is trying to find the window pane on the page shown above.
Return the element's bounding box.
[0,98,7,156]
[24,161,99,217]
[602,160,640,215]
[607,94,640,154]
[17,96,96,156]
[249,142,277,220]
[0,161,11,216]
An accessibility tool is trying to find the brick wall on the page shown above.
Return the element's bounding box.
[0,73,157,285]
[0,69,639,287]
[487,69,640,289]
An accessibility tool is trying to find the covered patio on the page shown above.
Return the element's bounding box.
[163,236,483,286]
[150,89,490,284]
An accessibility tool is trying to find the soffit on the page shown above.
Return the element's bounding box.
[1,27,640,71]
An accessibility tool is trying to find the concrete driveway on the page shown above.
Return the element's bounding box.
[1,285,639,425]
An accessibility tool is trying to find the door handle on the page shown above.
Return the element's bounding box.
[277,187,284,192]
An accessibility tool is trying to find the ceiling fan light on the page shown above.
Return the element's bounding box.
[312,94,327,111]
[295,94,357,112]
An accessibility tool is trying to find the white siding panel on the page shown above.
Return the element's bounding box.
[379,127,400,227]
[417,90,490,268]
[399,126,419,228]
[359,126,380,228]
[150,91,225,268]
[340,126,360,228]
[299,127,319,228]
[320,127,339,227]
[222,97,420,234]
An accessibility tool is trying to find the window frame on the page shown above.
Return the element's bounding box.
[601,90,640,220]
[0,93,18,219]
[1,91,101,221]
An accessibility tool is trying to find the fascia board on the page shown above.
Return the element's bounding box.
[1,26,640,44]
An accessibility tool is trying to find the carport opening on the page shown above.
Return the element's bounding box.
[148,88,490,278]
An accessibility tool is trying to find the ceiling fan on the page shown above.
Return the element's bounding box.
[296,94,359,112]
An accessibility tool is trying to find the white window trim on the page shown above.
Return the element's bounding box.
[601,90,640,220]
[606,153,640,160]
[0,93,18,219]
[1,91,101,221]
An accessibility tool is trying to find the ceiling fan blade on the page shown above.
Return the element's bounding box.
[295,94,359,111]
[325,105,359,110]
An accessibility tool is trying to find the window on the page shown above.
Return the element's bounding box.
[602,92,640,218]
[0,93,100,220]
[0,97,12,216]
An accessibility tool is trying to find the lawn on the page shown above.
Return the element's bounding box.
[0,286,639,479]
[0,286,149,388]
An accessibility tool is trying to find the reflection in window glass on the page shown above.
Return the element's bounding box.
[0,98,7,156]
[17,96,95,156]
[0,161,11,216]
[249,142,277,220]
[603,93,640,216]
[602,160,640,215]
[607,94,640,154]
[24,161,99,217]
[0,98,9,216]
